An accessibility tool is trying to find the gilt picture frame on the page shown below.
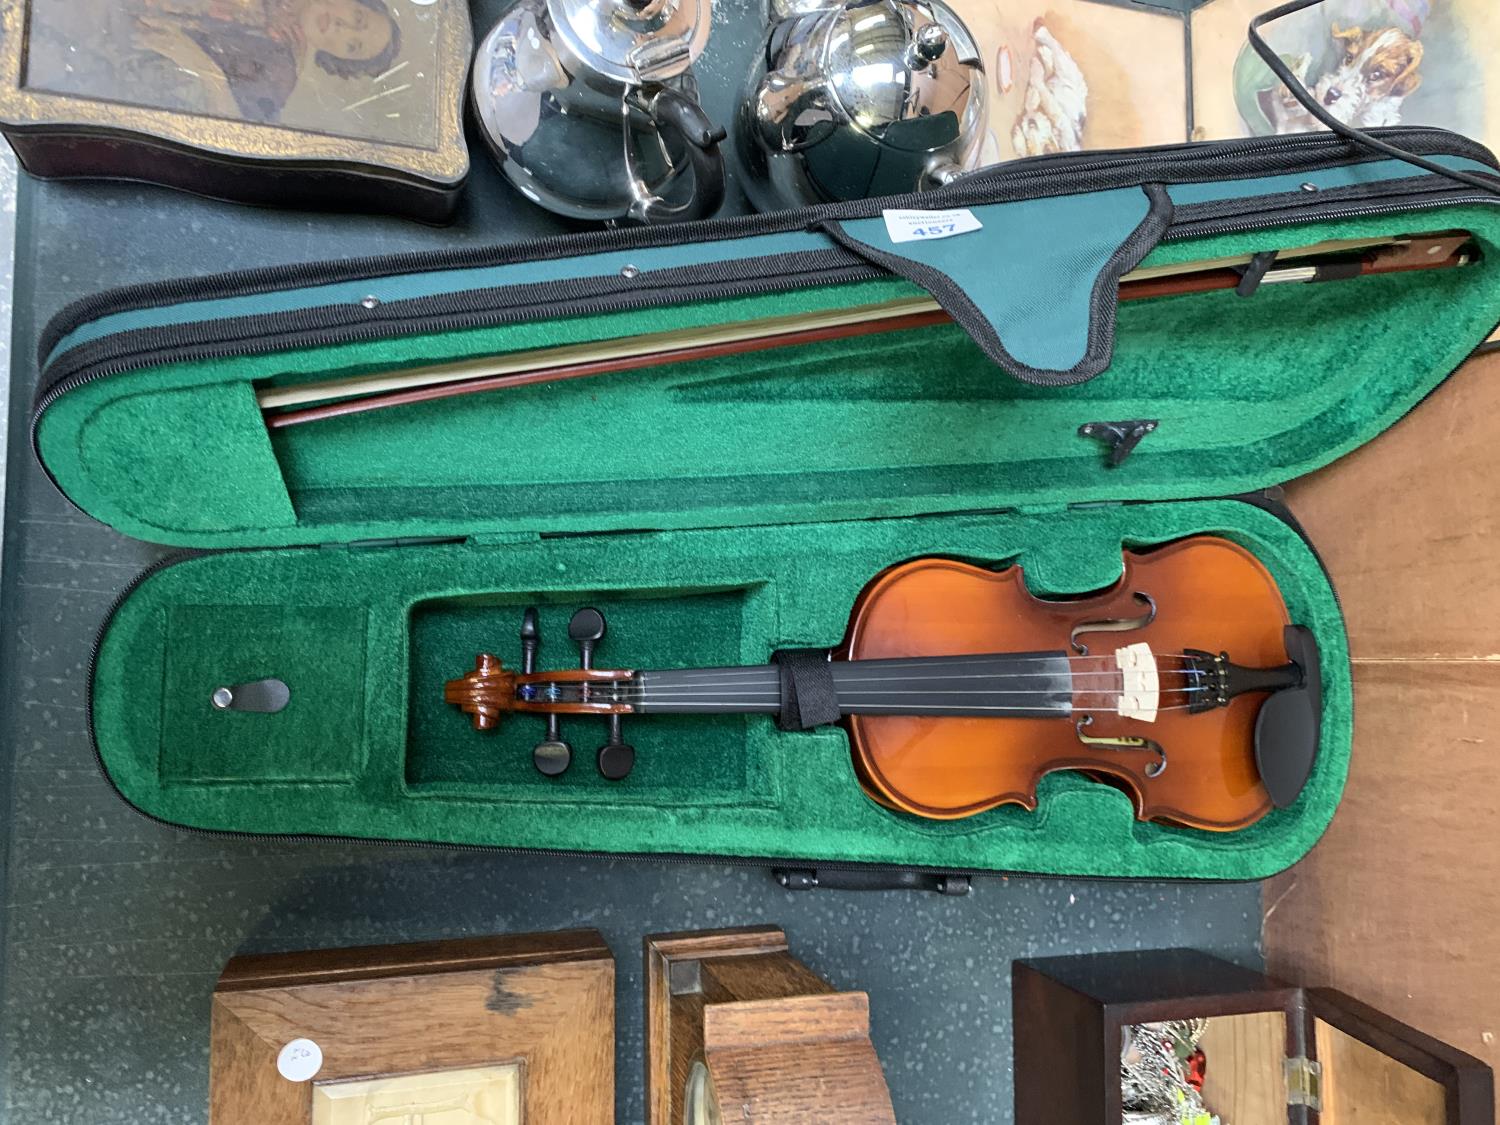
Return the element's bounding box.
[0,0,471,219]
[209,929,614,1125]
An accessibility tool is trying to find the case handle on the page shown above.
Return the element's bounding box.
[774,867,972,896]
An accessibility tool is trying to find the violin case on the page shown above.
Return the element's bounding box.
[32,127,1500,886]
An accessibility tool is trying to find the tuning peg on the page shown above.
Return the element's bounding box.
[569,607,606,669]
[534,714,573,777]
[518,607,572,776]
[597,713,635,781]
[520,606,540,673]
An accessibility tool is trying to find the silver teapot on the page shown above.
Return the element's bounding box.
[472,0,726,223]
[736,0,986,212]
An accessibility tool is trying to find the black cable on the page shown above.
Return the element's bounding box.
[1247,0,1500,197]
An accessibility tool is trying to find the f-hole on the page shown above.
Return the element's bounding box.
[1070,592,1157,655]
[1075,715,1168,778]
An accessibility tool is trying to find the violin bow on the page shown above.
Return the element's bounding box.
[260,231,1476,430]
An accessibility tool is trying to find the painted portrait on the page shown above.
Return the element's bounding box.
[1192,0,1500,151]
[946,0,1188,165]
[21,0,455,147]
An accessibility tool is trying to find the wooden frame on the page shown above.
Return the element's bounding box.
[645,926,896,1125]
[210,929,614,1124]
[1013,949,1495,1125]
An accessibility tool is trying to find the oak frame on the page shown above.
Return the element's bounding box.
[210,929,614,1125]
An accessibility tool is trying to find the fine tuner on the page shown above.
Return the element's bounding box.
[446,537,1324,832]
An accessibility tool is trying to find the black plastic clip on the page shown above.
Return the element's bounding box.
[1235,250,1280,297]
[1079,419,1158,467]
[773,867,972,896]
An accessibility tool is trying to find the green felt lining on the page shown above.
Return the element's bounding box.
[92,501,1349,879]
[37,206,1500,548]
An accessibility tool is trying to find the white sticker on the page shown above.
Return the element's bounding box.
[277,1038,324,1083]
[881,208,983,244]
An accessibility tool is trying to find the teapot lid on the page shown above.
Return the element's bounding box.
[550,0,712,85]
[824,0,984,151]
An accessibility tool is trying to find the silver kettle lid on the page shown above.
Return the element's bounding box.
[824,0,983,150]
[550,0,712,85]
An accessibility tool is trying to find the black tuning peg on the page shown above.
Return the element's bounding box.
[521,606,573,777]
[569,607,606,668]
[534,714,573,777]
[597,713,635,781]
[564,607,633,780]
[519,607,540,674]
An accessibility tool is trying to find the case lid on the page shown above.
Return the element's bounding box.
[30,130,1500,549]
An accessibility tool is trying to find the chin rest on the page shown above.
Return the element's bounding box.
[1254,624,1322,809]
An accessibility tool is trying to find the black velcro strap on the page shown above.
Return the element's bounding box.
[771,648,841,731]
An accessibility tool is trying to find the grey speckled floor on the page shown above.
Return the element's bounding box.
[0,3,1260,1120]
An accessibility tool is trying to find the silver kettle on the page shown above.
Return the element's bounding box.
[736,0,986,212]
[472,0,726,223]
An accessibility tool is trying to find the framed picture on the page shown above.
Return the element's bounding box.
[0,0,471,219]
[209,930,614,1124]
[944,0,1188,165]
[1191,0,1500,154]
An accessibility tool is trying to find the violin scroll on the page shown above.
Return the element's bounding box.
[444,653,517,731]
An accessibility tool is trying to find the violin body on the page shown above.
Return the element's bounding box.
[841,538,1292,831]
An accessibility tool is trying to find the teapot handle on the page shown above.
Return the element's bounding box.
[631,87,727,223]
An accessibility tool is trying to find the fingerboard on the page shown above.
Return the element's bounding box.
[630,652,1075,719]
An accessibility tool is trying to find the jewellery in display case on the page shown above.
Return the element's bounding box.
[1122,1019,1222,1125]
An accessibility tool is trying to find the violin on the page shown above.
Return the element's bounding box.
[445,536,1323,832]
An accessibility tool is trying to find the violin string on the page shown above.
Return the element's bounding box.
[626,671,1205,690]
[534,675,1212,702]
[603,684,1212,702]
[547,686,1212,703]
[607,673,1205,689]
[610,653,1211,676]
[555,701,1211,714]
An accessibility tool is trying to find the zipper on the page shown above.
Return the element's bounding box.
[36,125,1495,364]
[1173,193,1500,240]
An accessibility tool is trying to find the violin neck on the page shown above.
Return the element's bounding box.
[631,651,1076,719]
